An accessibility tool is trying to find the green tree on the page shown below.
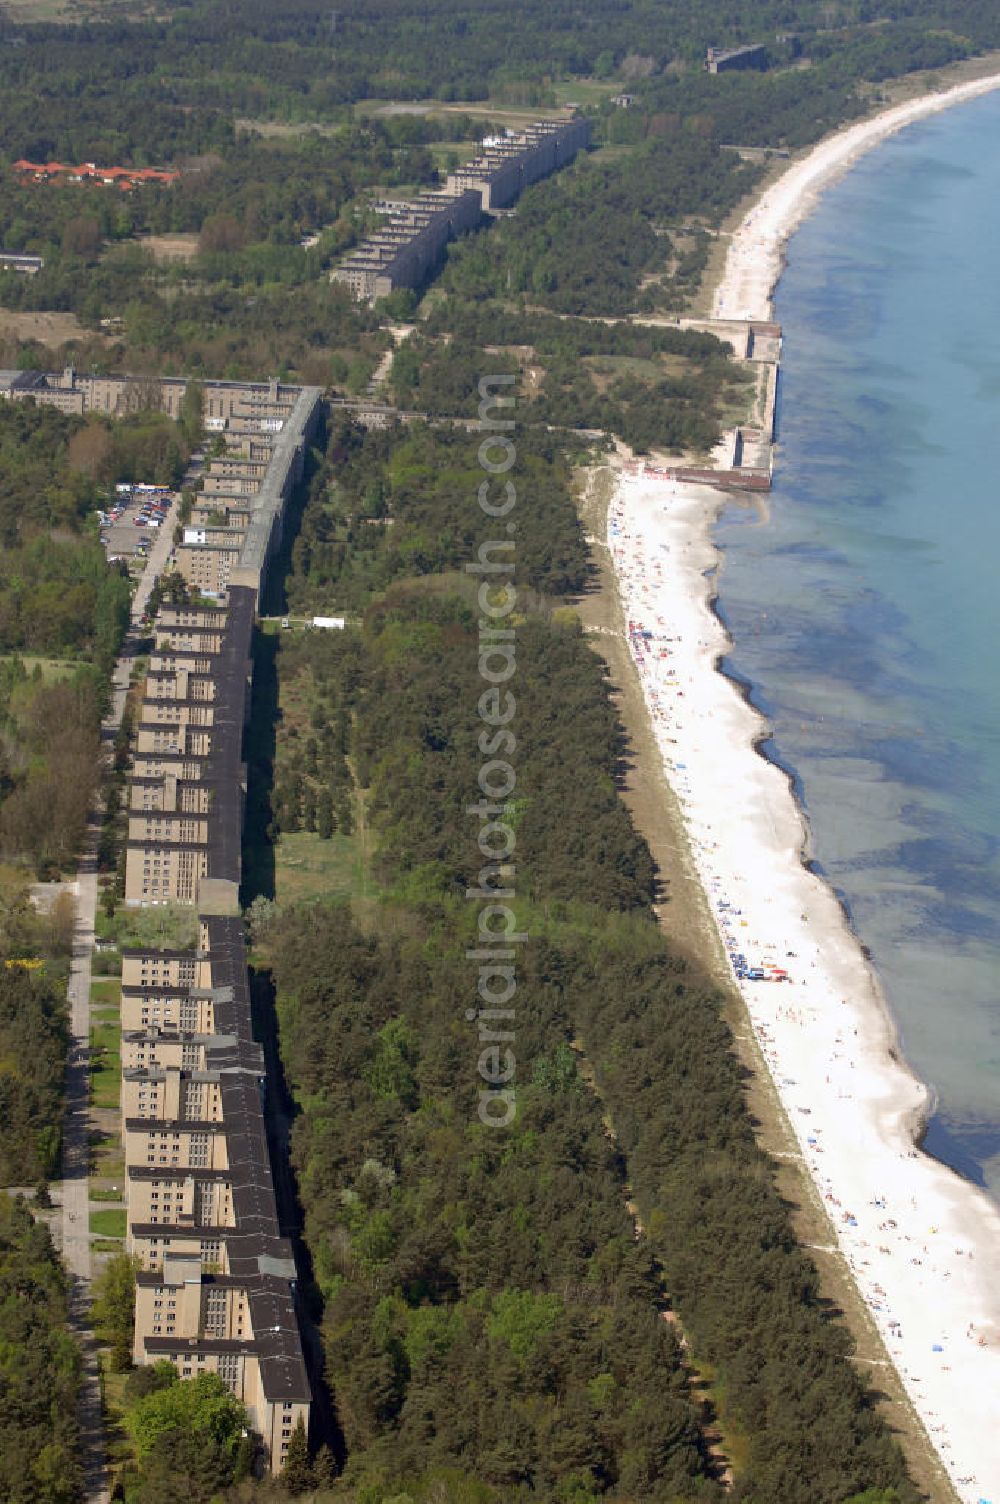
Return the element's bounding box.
[281,1415,313,1494]
[316,789,334,840]
[91,1252,138,1371]
[179,382,205,448]
[61,216,102,260]
[126,1371,247,1458]
[312,1444,337,1486]
[133,1427,234,1504]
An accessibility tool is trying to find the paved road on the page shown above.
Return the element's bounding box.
[60,838,108,1504]
[53,499,184,1504]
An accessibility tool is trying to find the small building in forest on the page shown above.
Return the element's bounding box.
[706,44,768,73]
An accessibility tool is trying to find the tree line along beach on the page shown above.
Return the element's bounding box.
[601,70,1000,1504]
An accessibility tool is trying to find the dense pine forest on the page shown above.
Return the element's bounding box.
[1,0,997,1496]
[233,413,923,1504]
[0,1193,82,1502]
[1,0,999,378]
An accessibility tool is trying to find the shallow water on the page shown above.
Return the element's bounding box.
[714,89,1000,1196]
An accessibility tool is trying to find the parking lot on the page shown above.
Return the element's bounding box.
[100,486,175,567]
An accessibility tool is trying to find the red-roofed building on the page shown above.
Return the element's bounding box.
[11,158,179,188]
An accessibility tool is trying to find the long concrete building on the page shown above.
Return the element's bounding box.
[0,366,307,424]
[123,906,311,1467]
[119,389,323,1469]
[443,116,591,209]
[332,190,482,302]
[333,116,591,301]
[172,384,321,602]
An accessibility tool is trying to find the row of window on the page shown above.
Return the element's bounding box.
[137,1010,211,1029]
[141,1236,224,1255]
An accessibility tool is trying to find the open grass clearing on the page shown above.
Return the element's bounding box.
[97,902,199,952]
[135,232,200,263]
[551,77,622,107]
[274,826,374,907]
[427,140,480,171]
[356,96,567,129]
[0,0,152,16]
[0,653,81,682]
[89,1207,126,1238]
[0,309,110,349]
[89,1021,120,1110]
[235,116,344,138]
[89,1130,124,1180]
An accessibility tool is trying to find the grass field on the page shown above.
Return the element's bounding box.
[92,1237,124,1254]
[0,862,29,903]
[89,1207,126,1238]
[0,0,154,19]
[89,1020,121,1110]
[0,653,81,682]
[135,232,199,263]
[97,903,199,952]
[356,97,569,128]
[90,1187,124,1203]
[551,77,621,106]
[427,139,480,172]
[90,1132,125,1181]
[274,826,375,907]
[91,979,121,1008]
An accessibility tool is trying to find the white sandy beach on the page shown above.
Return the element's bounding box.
[609,73,1000,1503]
[715,71,1000,321]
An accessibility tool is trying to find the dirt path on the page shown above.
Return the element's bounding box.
[57,827,108,1502]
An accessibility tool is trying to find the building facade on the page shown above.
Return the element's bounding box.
[333,117,591,301]
[119,394,321,1466]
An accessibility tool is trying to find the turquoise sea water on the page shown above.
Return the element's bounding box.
[714,89,1000,1197]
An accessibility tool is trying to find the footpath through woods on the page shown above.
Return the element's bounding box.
[54,494,179,1504]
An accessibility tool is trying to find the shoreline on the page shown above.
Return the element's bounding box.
[607,75,1000,1502]
[706,589,932,1094]
[712,70,1000,321]
[705,575,941,1148]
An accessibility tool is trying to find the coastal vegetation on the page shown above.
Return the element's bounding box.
[393,309,747,454]
[1,1,999,381]
[240,410,922,1502]
[285,418,591,615]
[0,2,994,1499]
[438,135,757,317]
